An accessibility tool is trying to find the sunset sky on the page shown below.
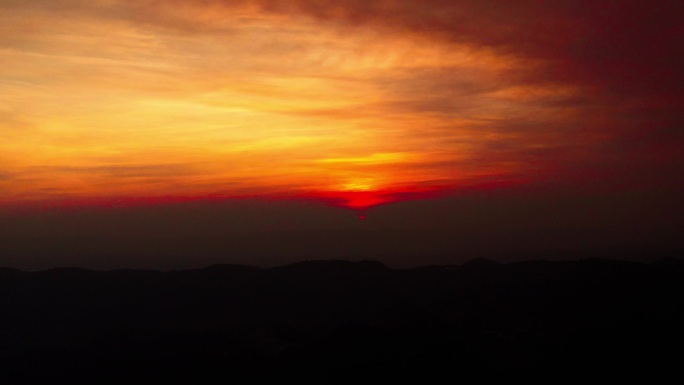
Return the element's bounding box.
[1,1,683,268]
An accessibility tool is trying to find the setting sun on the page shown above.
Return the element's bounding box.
[1,0,681,217]
[340,180,375,192]
[0,0,582,208]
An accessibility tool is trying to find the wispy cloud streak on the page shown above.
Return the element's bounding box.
[1,0,682,206]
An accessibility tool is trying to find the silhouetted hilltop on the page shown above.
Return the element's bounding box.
[653,256,684,265]
[459,257,502,273]
[271,260,390,283]
[1,258,683,382]
[0,267,21,275]
[274,259,389,273]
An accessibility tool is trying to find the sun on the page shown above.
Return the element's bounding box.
[340,179,376,192]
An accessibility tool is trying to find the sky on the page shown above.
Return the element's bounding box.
[1,0,683,269]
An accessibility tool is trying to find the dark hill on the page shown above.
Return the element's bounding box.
[1,258,683,382]
[459,257,502,271]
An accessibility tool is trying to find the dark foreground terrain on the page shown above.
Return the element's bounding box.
[1,257,684,382]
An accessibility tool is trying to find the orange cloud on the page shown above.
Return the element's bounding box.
[1,1,682,209]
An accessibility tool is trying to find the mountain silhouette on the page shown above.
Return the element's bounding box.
[1,257,683,382]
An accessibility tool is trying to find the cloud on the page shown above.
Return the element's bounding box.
[195,0,684,111]
[1,0,682,206]
[49,164,200,178]
[0,110,34,137]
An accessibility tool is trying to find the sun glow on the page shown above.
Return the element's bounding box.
[0,0,585,209]
[340,179,376,192]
